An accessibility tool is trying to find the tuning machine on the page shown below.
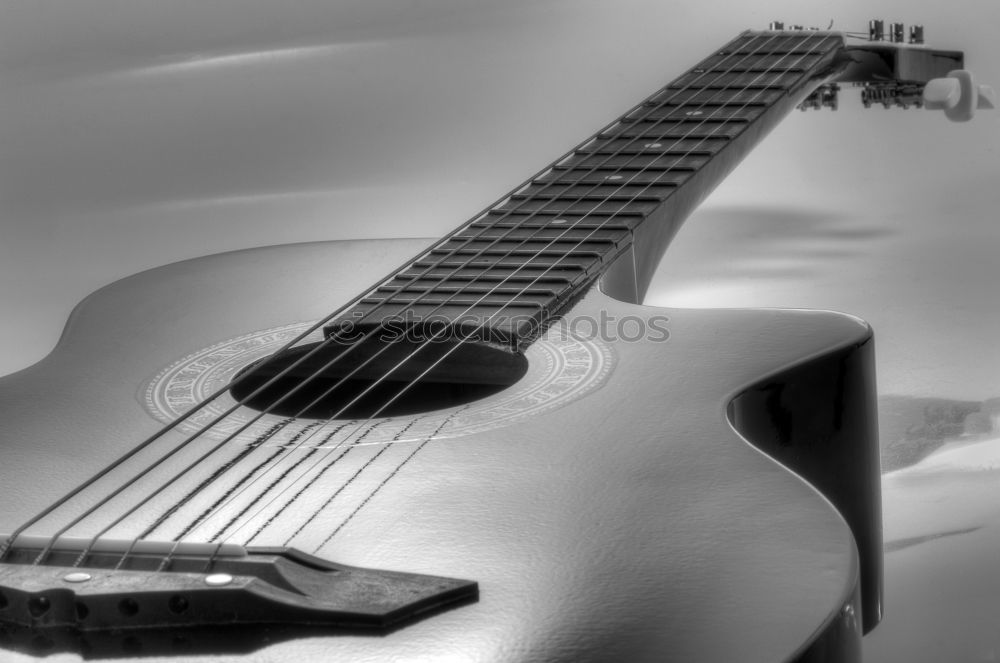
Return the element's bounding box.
[868,20,924,44]
[768,21,818,31]
[798,84,840,111]
[860,82,925,110]
[923,70,996,121]
[868,19,885,41]
[857,71,995,120]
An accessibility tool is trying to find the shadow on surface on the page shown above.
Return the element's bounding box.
[879,395,1000,473]
[883,526,982,554]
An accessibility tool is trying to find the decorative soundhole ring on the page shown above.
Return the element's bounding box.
[142,322,614,448]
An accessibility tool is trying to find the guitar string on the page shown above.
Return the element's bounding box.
[105,30,790,566]
[304,33,832,552]
[4,46,703,560]
[250,415,429,546]
[205,419,391,545]
[208,32,824,552]
[74,29,784,559]
[176,417,394,572]
[13,60,684,564]
[7,32,820,564]
[133,418,311,542]
[152,431,351,571]
[6,135,595,560]
[0,220,484,561]
[157,30,793,552]
[153,422,353,544]
[148,31,820,560]
[313,407,466,550]
[95,30,826,567]
[168,31,796,549]
[6,32,760,565]
[132,30,835,564]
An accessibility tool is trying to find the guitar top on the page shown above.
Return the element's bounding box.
[0,10,993,663]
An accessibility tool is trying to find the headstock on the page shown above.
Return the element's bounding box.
[770,20,995,121]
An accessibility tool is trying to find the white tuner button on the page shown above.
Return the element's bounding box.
[923,70,996,122]
[923,78,961,110]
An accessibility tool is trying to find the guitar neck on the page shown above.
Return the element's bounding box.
[327,31,847,350]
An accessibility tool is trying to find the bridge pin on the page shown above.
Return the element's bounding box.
[63,572,92,583]
[205,573,234,586]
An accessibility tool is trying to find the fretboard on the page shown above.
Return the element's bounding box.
[327,31,846,350]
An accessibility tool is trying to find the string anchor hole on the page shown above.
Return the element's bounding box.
[75,602,89,620]
[27,596,50,617]
[168,595,190,614]
[118,598,139,616]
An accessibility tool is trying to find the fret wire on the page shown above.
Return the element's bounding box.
[341,31,786,315]
[340,34,767,321]
[360,28,836,350]
[193,32,806,531]
[477,33,769,225]
[267,31,845,553]
[394,34,778,298]
[15,35,772,560]
[390,32,770,275]
[182,30,829,556]
[602,123,747,139]
[12,31,764,559]
[503,32,829,279]
[469,33,805,273]
[7,32,836,564]
[190,33,795,548]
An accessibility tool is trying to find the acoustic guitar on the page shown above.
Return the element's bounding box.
[0,24,992,663]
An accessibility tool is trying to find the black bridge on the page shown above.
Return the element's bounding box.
[0,535,477,632]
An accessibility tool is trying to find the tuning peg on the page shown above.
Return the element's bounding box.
[868,19,885,41]
[923,70,996,121]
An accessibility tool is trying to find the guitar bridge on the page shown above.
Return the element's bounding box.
[0,536,477,632]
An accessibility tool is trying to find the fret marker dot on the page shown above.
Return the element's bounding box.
[605,175,623,181]
[644,143,663,149]
[685,110,703,116]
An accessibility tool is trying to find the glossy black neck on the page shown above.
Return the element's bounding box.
[326,31,847,351]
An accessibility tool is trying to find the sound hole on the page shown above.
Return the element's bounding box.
[230,336,527,420]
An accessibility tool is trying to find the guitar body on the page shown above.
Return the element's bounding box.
[0,237,878,661]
